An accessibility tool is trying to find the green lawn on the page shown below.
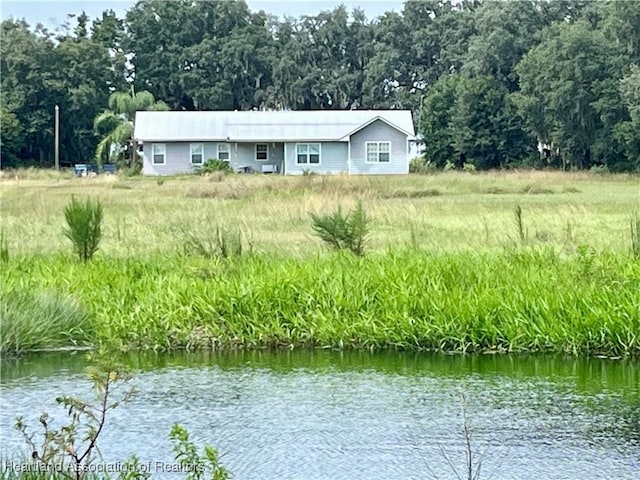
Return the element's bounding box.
[2,170,639,356]
[2,170,639,257]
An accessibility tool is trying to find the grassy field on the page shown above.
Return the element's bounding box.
[1,170,639,355]
[2,169,639,257]
[2,249,638,355]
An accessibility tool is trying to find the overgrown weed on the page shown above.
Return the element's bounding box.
[64,196,103,262]
[311,200,369,256]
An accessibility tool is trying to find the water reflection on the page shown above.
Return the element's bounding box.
[1,351,638,479]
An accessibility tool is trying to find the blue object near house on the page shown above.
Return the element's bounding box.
[74,164,88,176]
[133,110,415,176]
[102,164,117,174]
[74,164,101,176]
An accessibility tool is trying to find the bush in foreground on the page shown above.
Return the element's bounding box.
[311,201,369,256]
[64,196,103,262]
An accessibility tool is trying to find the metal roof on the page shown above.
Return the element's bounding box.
[134,110,415,142]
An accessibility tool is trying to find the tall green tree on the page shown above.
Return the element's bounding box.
[54,12,116,164]
[1,20,63,166]
[451,75,535,169]
[602,0,640,64]
[463,0,549,92]
[419,74,460,167]
[0,105,25,167]
[515,21,625,169]
[267,6,371,110]
[91,9,129,87]
[362,11,413,109]
[125,0,271,110]
[1,14,121,168]
[613,66,640,170]
[93,88,168,167]
[420,73,534,170]
[363,1,478,111]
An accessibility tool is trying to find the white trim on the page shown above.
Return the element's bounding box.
[295,143,322,165]
[138,138,350,143]
[189,143,204,165]
[406,139,410,173]
[347,140,351,175]
[152,143,166,165]
[217,143,230,161]
[365,141,391,163]
[340,116,415,141]
[282,144,287,174]
[255,143,269,161]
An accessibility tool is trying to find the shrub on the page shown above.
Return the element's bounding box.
[12,354,229,480]
[121,163,142,177]
[14,356,135,480]
[215,227,245,259]
[589,164,610,174]
[199,158,233,175]
[310,200,369,256]
[64,196,103,262]
[462,162,477,172]
[410,157,439,174]
[180,224,248,259]
[169,424,229,480]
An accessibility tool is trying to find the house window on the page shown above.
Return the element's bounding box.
[366,142,391,163]
[152,143,166,165]
[217,143,230,161]
[190,143,204,165]
[296,143,321,165]
[256,144,268,161]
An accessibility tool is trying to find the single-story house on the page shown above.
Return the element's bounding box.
[133,110,415,175]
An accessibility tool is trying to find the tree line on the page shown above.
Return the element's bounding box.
[1,0,638,171]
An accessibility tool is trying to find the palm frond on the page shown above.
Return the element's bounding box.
[112,122,133,144]
[134,91,156,111]
[150,101,170,112]
[93,111,124,135]
[108,92,135,119]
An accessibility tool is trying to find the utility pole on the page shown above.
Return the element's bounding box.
[55,105,60,170]
[55,104,60,170]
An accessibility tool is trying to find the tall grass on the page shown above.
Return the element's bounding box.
[2,172,638,356]
[0,291,92,354]
[513,205,526,242]
[631,210,640,259]
[2,171,638,256]
[0,230,9,263]
[178,223,249,259]
[2,249,638,356]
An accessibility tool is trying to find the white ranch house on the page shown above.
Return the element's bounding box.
[133,110,415,175]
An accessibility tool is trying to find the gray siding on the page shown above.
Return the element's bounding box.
[142,142,219,176]
[140,121,409,176]
[284,142,348,175]
[230,142,284,173]
[142,141,284,175]
[349,120,409,174]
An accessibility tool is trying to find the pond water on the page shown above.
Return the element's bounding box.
[1,350,639,479]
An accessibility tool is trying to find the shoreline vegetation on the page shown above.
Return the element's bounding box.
[1,171,639,357]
